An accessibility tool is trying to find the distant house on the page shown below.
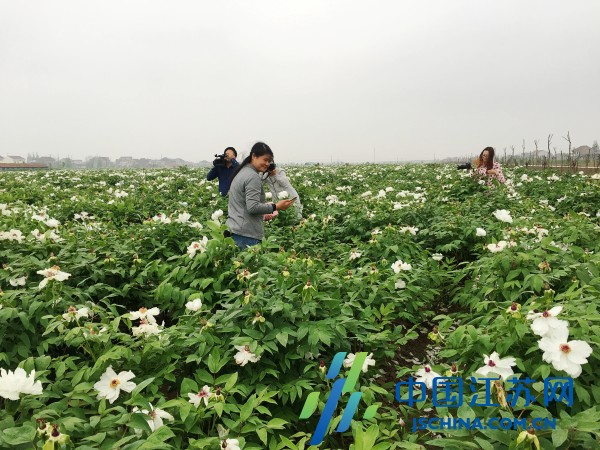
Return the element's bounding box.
[1,155,27,164]
[572,145,597,157]
[160,157,188,168]
[0,155,48,171]
[86,156,112,168]
[36,156,56,166]
[116,156,134,168]
[8,155,26,164]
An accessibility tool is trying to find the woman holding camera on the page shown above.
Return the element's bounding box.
[226,142,296,250]
[474,147,505,185]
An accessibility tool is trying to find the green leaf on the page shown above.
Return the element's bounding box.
[145,426,175,444]
[266,418,287,429]
[213,402,224,417]
[354,424,379,450]
[0,424,36,445]
[131,377,156,397]
[276,332,289,347]
[129,412,153,435]
[224,372,238,391]
[474,437,495,450]
[239,396,256,422]
[552,428,568,447]
[257,427,268,446]
[457,404,476,420]
[181,378,199,394]
[425,438,480,448]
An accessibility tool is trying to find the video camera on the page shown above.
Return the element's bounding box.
[456,162,472,170]
[213,154,227,167]
[267,162,276,172]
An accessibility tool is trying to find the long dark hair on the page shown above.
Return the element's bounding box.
[230,142,274,183]
[478,147,495,170]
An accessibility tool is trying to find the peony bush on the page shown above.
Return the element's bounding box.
[0,164,599,449]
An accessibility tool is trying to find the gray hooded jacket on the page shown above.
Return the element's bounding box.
[226,165,273,240]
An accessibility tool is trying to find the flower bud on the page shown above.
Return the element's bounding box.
[319,360,326,375]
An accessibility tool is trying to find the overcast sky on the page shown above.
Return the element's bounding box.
[1,1,598,163]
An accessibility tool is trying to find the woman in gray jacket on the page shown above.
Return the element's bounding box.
[226,142,295,250]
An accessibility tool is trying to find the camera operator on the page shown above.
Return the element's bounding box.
[206,147,239,196]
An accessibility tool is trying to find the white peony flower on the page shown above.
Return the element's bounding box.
[185,298,203,312]
[475,352,516,380]
[221,439,241,450]
[493,209,513,223]
[0,367,43,400]
[395,279,406,289]
[44,218,60,228]
[9,276,26,287]
[234,345,260,366]
[487,241,507,253]
[538,327,593,378]
[431,253,443,261]
[62,306,90,322]
[265,192,273,200]
[93,366,136,404]
[349,251,362,261]
[134,403,174,432]
[476,228,487,237]
[152,213,171,224]
[129,307,160,324]
[343,352,376,373]
[47,230,64,242]
[187,236,209,258]
[31,229,45,241]
[211,209,224,221]
[527,306,569,338]
[176,212,192,223]
[415,365,442,389]
[277,190,289,199]
[1,229,25,243]
[391,260,412,273]
[189,221,204,229]
[132,320,162,337]
[188,385,212,407]
[36,266,71,289]
[399,226,419,235]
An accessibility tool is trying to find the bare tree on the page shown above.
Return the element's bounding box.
[563,131,572,167]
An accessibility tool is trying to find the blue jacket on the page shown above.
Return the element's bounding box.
[206,160,239,196]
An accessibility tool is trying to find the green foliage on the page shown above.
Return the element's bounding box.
[0,165,599,449]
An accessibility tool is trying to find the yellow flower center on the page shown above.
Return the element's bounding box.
[110,378,121,389]
[560,344,571,354]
